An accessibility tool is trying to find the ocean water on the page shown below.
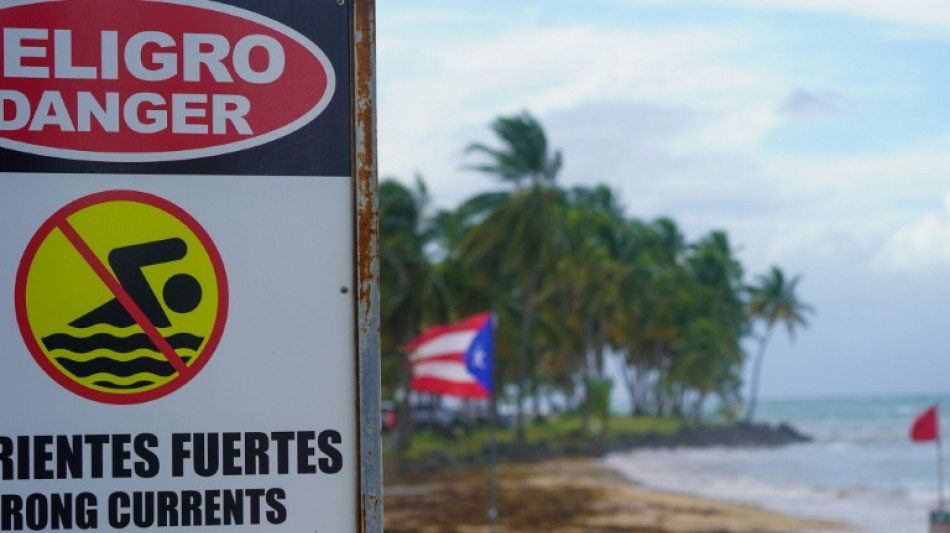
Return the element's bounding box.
[604,395,949,533]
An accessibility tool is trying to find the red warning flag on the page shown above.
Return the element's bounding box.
[911,404,940,442]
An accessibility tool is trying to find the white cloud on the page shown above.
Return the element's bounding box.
[380,24,760,126]
[542,101,782,219]
[377,1,950,274]
[764,152,950,198]
[886,26,950,43]
[639,0,950,29]
[431,26,758,106]
[872,192,950,274]
[377,23,784,201]
[701,149,950,274]
[687,105,782,150]
[764,225,881,270]
[374,0,950,398]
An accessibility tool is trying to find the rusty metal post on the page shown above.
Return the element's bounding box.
[352,0,382,532]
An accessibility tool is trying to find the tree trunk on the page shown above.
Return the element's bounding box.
[631,361,649,415]
[515,265,541,445]
[651,341,667,416]
[579,319,593,436]
[394,315,420,452]
[531,373,542,422]
[670,385,683,418]
[618,351,638,416]
[594,325,610,436]
[594,322,606,379]
[639,366,653,415]
[394,361,414,451]
[745,325,774,422]
[598,379,612,439]
[692,391,708,422]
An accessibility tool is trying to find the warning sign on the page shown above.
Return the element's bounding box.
[0,0,378,529]
[14,190,228,405]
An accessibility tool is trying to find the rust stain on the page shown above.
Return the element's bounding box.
[361,495,381,531]
[354,0,378,314]
[352,1,383,532]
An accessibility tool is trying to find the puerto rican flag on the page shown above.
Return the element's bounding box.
[406,312,493,399]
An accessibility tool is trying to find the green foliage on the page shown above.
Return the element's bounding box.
[464,111,563,187]
[745,266,814,420]
[748,266,814,338]
[387,415,684,462]
[378,111,814,450]
[459,112,569,444]
[379,177,452,451]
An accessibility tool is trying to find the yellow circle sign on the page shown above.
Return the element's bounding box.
[15,190,228,404]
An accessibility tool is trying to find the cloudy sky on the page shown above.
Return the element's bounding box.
[376,0,950,399]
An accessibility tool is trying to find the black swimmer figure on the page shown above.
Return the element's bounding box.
[70,238,202,328]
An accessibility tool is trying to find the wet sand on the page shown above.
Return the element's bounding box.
[384,458,850,533]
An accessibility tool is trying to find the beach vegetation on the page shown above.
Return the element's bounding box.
[459,111,568,445]
[380,111,811,450]
[744,266,815,421]
[388,413,684,463]
[379,177,450,451]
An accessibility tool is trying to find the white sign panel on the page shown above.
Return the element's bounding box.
[2,175,356,531]
[0,0,368,531]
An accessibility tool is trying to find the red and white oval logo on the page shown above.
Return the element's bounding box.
[0,0,335,162]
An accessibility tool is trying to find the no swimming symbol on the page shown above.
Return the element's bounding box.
[15,191,228,404]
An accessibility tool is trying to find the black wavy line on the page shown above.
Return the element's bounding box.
[42,333,204,354]
[55,356,194,378]
[94,380,155,390]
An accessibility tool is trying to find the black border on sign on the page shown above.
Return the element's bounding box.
[0,0,352,177]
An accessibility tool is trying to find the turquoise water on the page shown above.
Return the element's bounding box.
[605,395,949,533]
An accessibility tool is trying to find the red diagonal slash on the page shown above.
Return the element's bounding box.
[58,220,189,376]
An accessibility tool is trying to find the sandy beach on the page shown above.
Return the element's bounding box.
[384,458,849,533]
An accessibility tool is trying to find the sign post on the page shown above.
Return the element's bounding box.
[0,0,381,531]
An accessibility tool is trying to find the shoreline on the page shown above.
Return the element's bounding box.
[393,421,811,474]
[384,456,851,533]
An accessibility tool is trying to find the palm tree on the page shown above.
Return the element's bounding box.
[614,222,747,419]
[465,112,562,188]
[379,176,449,450]
[745,266,814,421]
[677,231,746,418]
[461,111,566,444]
[620,218,689,416]
[544,186,626,435]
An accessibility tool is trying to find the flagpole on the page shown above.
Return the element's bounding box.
[939,406,945,512]
[489,388,498,533]
[488,315,498,533]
